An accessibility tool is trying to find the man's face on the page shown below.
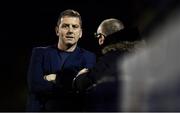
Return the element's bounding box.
[56,16,82,47]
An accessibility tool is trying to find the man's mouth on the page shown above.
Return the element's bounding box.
[66,36,74,39]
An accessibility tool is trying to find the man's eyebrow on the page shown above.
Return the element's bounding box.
[62,23,79,25]
[62,23,69,25]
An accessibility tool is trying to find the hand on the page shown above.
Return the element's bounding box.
[76,68,89,77]
[72,68,91,92]
[44,74,56,82]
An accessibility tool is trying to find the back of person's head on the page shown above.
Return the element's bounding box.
[95,18,125,46]
[57,9,82,27]
[96,18,144,54]
[97,18,124,37]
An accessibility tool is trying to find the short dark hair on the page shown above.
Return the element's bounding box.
[57,9,82,27]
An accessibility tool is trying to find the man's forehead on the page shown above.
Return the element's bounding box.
[60,17,80,25]
[61,16,79,21]
[97,26,103,33]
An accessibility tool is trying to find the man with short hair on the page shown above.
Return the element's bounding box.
[74,18,143,111]
[26,9,96,111]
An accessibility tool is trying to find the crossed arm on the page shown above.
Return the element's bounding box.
[44,68,89,82]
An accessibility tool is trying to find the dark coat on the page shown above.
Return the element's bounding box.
[26,45,96,111]
[75,50,128,112]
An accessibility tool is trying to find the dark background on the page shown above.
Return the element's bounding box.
[0,0,179,111]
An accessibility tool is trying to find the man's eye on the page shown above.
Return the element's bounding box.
[62,24,69,28]
[72,25,79,28]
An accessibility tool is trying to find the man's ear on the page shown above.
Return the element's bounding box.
[98,36,105,45]
[55,26,59,36]
[79,29,82,38]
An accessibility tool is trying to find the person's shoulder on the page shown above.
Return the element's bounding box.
[32,45,55,53]
[78,47,95,56]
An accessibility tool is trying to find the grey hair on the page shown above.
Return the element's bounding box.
[98,18,124,36]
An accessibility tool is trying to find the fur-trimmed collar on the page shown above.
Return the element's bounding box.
[102,41,143,54]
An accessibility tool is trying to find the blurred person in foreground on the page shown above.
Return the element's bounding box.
[121,6,180,112]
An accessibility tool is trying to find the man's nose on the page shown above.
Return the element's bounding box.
[68,25,73,32]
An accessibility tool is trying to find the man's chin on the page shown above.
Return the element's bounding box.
[65,42,76,46]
